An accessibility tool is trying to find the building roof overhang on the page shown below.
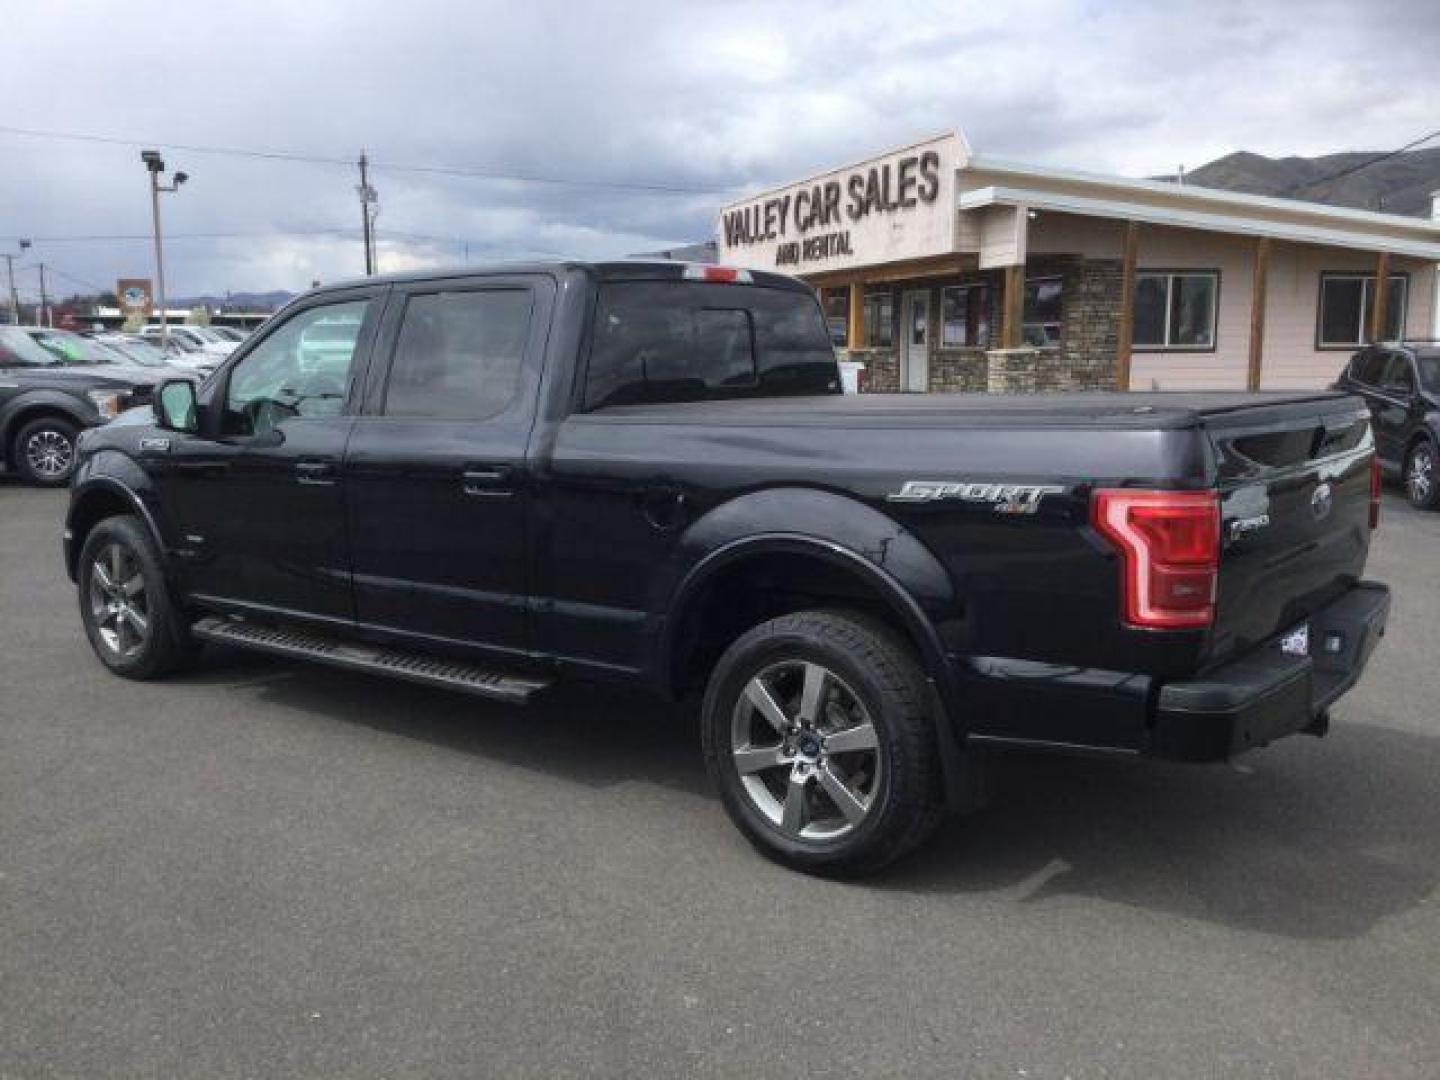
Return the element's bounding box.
[960,155,1440,260]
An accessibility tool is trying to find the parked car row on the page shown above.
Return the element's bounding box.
[0,326,198,486]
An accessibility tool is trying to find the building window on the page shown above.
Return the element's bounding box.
[1023,276,1063,348]
[940,284,990,347]
[863,290,894,348]
[1133,270,1218,350]
[822,288,849,347]
[1318,273,1407,348]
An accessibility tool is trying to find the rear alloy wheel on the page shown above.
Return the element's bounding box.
[1405,440,1440,511]
[77,515,200,679]
[14,417,79,486]
[702,610,944,876]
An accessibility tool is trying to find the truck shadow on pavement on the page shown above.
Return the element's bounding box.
[890,723,1440,940]
[182,648,1436,942]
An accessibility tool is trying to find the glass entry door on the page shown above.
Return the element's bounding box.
[902,289,930,392]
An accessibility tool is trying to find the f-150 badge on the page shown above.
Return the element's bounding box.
[887,480,1065,514]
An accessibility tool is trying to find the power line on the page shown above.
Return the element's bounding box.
[0,228,357,243]
[16,261,109,295]
[1281,124,1440,197]
[0,123,733,195]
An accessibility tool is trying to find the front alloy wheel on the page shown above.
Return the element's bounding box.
[77,514,199,680]
[87,542,153,660]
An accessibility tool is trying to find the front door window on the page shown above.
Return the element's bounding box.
[223,300,372,436]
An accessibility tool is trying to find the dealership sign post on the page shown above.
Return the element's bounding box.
[117,279,153,331]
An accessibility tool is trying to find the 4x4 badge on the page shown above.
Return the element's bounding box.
[139,437,172,453]
[887,480,1065,514]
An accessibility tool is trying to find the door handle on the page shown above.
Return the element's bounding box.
[295,460,338,485]
[462,465,514,497]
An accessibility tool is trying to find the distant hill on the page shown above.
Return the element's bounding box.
[1157,148,1440,217]
[173,289,295,312]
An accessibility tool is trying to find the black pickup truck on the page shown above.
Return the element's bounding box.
[64,261,1390,874]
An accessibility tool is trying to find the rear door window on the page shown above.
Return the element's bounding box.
[585,282,836,410]
[1378,352,1415,396]
[1353,351,1388,386]
[383,289,533,420]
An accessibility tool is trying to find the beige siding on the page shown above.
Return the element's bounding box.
[1028,212,1126,258]
[1127,225,1254,391]
[1260,249,1437,390]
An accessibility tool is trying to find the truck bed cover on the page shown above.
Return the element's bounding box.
[587,391,1364,430]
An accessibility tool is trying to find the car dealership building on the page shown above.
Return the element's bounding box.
[715,132,1440,392]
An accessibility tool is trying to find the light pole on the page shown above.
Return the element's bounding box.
[141,150,188,352]
[4,239,30,324]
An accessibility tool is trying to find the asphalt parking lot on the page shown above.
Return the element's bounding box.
[2,482,1438,1079]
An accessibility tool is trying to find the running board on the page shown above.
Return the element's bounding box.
[191,616,551,704]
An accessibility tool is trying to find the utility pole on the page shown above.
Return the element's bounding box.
[37,263,49,327]
[4,239,29,324]
[142,150,188,352]
[357,151,378,276]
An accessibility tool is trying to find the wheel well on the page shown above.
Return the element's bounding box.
[4,406,80,465]
[67,488,136,578]
[1406,430,1436,459]
[669,551,931,698]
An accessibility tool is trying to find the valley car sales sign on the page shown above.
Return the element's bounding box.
[716,133,963,275]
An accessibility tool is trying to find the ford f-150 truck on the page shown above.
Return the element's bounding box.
[64,261,1390,874]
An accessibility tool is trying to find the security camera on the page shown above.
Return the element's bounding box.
[174,172,189,186]
[141,149,165,172]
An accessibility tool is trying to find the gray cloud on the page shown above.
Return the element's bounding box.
[2,0,1436,298]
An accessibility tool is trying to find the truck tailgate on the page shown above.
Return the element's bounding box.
[1204,396,1375,667]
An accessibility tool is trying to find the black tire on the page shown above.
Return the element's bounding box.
[701,609,944,877]
[77,515,201,679]
[1404,438,1440,511]
[12,415,80,487]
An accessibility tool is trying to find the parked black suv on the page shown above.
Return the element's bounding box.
[63,263,1389,874]
[1335,341,1440,510]
[0,327,162,486]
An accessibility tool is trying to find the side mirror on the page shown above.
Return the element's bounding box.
[155,378,199,433]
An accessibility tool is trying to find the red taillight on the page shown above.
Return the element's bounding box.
[1369,453,1381,530]
[1091,489,1221,630]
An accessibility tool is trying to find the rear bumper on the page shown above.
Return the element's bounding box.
[1147,581,1390,762]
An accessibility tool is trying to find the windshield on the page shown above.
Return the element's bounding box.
[28,330,127,367]
[100,336,171,367]
[0,328,64,365]
[1418,354,1440,394]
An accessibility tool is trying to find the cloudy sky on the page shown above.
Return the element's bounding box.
[2,0,1436,301]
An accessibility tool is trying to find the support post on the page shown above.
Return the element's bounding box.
[37,263,49,327]
[149,170,168,351]
[1000,264,1024,349]
[1115,220,1139,391]
[1369,251,1390,343]
[1247,237,1270,391]
[847,281,864,350]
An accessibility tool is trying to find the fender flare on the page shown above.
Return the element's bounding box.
[657,485,968,771]
[64,467,169,583]
[664,530,953,686]
[662,525,972,811]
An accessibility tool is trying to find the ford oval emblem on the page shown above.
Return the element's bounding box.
[1311,482,1334,521]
